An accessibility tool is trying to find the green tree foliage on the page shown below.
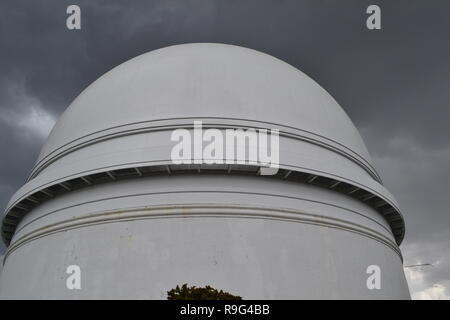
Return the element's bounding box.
[167,284,242,300]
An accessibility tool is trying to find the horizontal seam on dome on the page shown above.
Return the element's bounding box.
[12,190,395,239]
[29,117,381,182]
[2,164,404,246]
[5,204,401,262]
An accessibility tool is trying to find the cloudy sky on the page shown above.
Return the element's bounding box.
[0,0,449,299]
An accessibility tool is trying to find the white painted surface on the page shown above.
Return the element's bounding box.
[0,44,409,299]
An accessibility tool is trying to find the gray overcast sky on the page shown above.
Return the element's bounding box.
[1,0,449,299]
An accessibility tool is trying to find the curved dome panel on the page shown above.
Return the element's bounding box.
[32,43,376,179]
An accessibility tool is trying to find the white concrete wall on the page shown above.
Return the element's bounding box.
[0,175,409,299]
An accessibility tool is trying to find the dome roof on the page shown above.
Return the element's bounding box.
[2,44,405,246]
[32,43,376,179]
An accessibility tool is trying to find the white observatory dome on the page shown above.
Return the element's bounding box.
[37,43,372,168]
[0,44,408,299]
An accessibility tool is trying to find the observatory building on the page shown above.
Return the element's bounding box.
[0,44,409,299]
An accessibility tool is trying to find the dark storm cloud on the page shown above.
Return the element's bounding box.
[0,0,449,297]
